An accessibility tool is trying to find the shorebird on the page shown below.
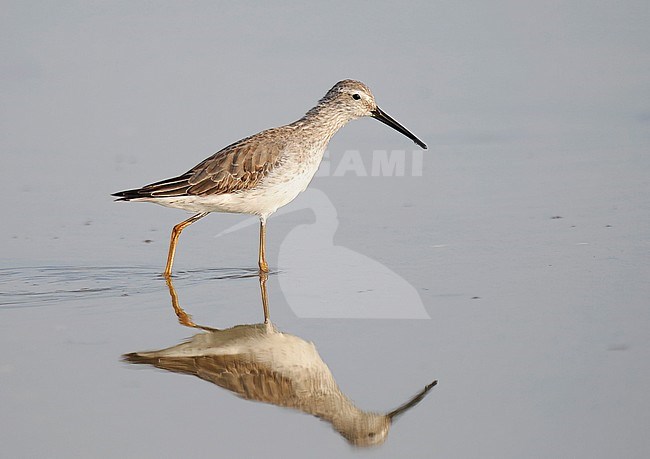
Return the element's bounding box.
[113,80,427,276]
[124,277,437,446]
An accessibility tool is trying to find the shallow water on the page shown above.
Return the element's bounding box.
[2,2,650,458]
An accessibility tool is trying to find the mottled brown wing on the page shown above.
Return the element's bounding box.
[193,355,299,406]
[185,130,287,195]
[124,353,298,407]
[114,128,287,200]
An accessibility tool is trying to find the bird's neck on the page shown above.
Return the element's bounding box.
[291,103,355,147]
[300,389,368,425]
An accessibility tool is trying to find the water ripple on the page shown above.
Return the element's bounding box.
[0,266,266,308]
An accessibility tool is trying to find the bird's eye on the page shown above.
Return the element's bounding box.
[352,93,361,100]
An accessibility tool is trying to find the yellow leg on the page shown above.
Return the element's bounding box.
[259,271,270,324]
[164,212,209,277]
[258,218,269,273]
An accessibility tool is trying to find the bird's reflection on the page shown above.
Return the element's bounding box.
[124,274,436,447]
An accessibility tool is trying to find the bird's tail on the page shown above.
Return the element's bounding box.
[111,189,149,201]
[112,173,193,201]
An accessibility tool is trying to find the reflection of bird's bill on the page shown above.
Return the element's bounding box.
[371,107,427,150]
[388,380,438,420]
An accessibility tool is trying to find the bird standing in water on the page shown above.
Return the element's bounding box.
[113,80,427,276]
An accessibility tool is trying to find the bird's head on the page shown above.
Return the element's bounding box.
[321,79,427,149]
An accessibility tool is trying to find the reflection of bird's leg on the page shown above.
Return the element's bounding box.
[164,212,209,277]
[258,218,269,273]
[165,276,198,328]
[259,271,270,324]
[164,276,216,331]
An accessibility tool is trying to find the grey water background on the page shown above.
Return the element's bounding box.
[1,1,649,457]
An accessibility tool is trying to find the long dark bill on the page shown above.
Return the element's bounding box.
[371,107,427,149]
[387,380,437,421]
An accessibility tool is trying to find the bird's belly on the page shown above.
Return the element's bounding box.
[240,166,317,216]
